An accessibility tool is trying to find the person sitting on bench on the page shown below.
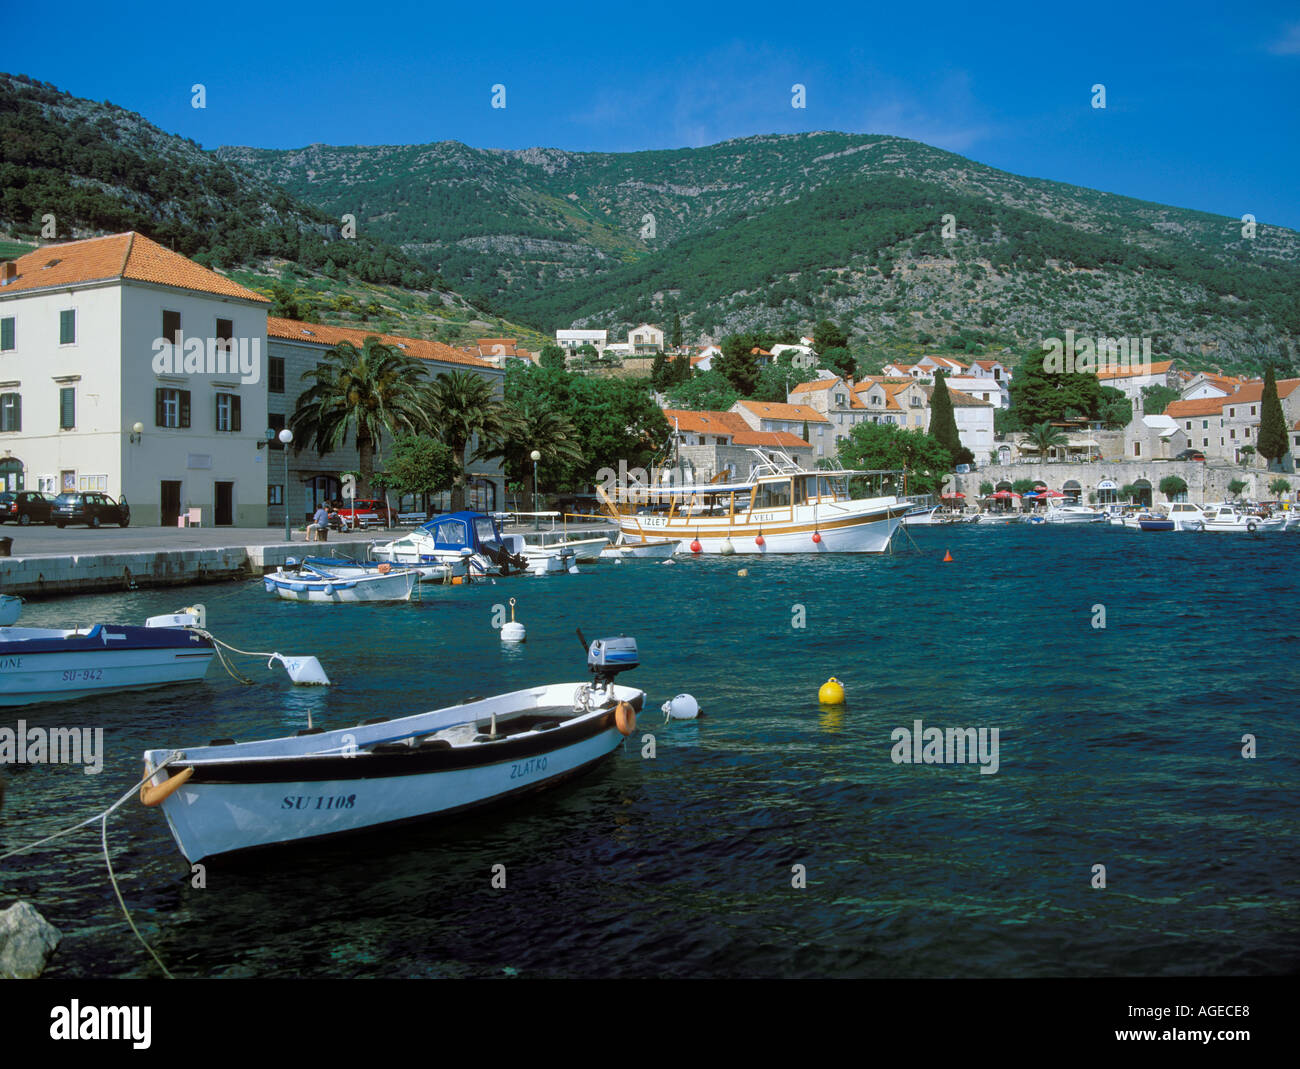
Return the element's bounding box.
[306,503,330,542]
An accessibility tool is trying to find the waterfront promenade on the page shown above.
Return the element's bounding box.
[0,526,378,601]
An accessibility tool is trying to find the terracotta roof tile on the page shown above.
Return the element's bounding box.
[733,400,830,422]
[662,409,749,435]
[1096,360,1174,380]
[732,431,811,448]
[267,317,495,369]
[0,231,267,303]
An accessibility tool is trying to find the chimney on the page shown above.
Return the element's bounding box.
[0,261,15,285]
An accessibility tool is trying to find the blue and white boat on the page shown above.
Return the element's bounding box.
[371,511,532,576]
[0,609,214,706]
[141,637,645,862]
[263,560,418,603]
[301,555,463,584]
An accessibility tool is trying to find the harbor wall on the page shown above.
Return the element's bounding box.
[955,461,1298,505]
[0,539,377,600]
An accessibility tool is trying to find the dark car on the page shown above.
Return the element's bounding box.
[1174,449,1206,461]
[0,491,57,526]
[52,492,130,528]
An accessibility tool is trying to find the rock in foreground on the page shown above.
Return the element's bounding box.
[0,901,62,979]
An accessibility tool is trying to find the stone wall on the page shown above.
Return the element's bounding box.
[958,460,1299,505]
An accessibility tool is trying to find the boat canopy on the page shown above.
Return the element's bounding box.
[417,511,504,551]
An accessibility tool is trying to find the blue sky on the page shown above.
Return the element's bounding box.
[3,0,1298,229]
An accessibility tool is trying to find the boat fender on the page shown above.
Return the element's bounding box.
[140,765,194,807]
[377,562,392,574]
[1248,522,1257,532]
[812,531,822,544]
[689,539,702,554]
[614,701,636,736]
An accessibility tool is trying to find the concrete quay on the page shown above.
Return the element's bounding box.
[0,526,380,601]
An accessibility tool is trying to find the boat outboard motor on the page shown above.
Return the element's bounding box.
[481,540,529,575]
[586,636,639,690]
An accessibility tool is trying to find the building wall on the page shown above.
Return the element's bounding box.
[122,283,268,526]
[958,460,1292,505]
[0,280,124,498]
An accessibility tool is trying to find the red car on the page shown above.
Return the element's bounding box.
[334,499,394,529]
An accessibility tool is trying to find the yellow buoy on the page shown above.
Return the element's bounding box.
[818,677,845,705]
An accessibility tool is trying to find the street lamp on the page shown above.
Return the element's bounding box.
[129,421,144,445]
[530,449,541,531]
[279,428,294,541]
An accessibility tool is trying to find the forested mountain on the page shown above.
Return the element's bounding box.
[0,72,539,343]
[219,132,1300,373]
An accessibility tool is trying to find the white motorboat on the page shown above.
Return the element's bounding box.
[1164,503,1208,531]
[1198,505,1287,533]
[263,560,418,602]
[1043,503,1107,524]
[371,511,531,577]
[302,555,463,583]
[0,595,20,626]
[599,450,909,555]
[0,608,214,706]
[600,532,679,560]
[977,513,1022,525]
[141,636,646,863]
[901,502,943,526]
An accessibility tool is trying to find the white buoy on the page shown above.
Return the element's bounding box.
[268,653,331,685]
[662,693,701,721]
[501,597,526,643]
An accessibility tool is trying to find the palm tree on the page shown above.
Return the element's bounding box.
[291,338,431,496]
[480,403,586,509]
[426,370,508,510]
[1020,421,1068,461]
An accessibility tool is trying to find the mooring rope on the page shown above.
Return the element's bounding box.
[189,627,282,686]
[0,753,183,979]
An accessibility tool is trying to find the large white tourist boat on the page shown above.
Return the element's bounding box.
[141,636,645,862]
[598,451,909,555]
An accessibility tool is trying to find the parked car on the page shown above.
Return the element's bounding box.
[0,491,57,526]
[335,498,394,529]
[51,492,130,528]
[1174,449,1206,461]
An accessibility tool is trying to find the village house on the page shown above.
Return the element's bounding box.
[0,232,269,526]
[786,376,868,451]
[556,328,607,358]
[1165,378,1300,467]
[662,408,813,481]
[1096,359,1180,411]
[730,399,832,458]
[628,323,664,355]
[474,337,535,367]
[923,384,996,465]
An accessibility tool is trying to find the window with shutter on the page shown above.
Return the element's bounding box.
[60,309,76,345]
[0,317,13,351]
[180,390,191,428]
[162,310,182,345]
[0,393,20,432]
[59,387,75,429]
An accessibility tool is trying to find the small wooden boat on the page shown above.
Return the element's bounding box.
[263,560,418,602]
[142,637,646,862]
[0,609,213,706]
[302,555,462,584]
[599,532,679,560]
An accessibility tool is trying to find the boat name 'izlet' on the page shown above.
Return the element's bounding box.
[890,720,1000,775]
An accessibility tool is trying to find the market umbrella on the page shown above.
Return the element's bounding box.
[941,492,965,499]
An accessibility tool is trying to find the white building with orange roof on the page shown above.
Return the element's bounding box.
[923,383,996,465]
[267,317,504,523]
[730,399,833,458]
[1180,371,1245,402]
[0,231,270,526]
[1095,359,1180,410]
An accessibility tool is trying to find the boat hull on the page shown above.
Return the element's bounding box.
[630,504,906,555]
[264,569,417,602]
[0,625,214,706]
[146,683,643,862]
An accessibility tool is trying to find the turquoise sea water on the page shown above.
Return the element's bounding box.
[2,524,1298,978]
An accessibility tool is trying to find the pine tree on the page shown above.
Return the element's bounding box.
[1257,364,1289,470]
[671,311,683,351]
[929,369,962,466]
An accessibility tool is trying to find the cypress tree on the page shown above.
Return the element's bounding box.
[1257,364,1289,470]
[929,369,963,466]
